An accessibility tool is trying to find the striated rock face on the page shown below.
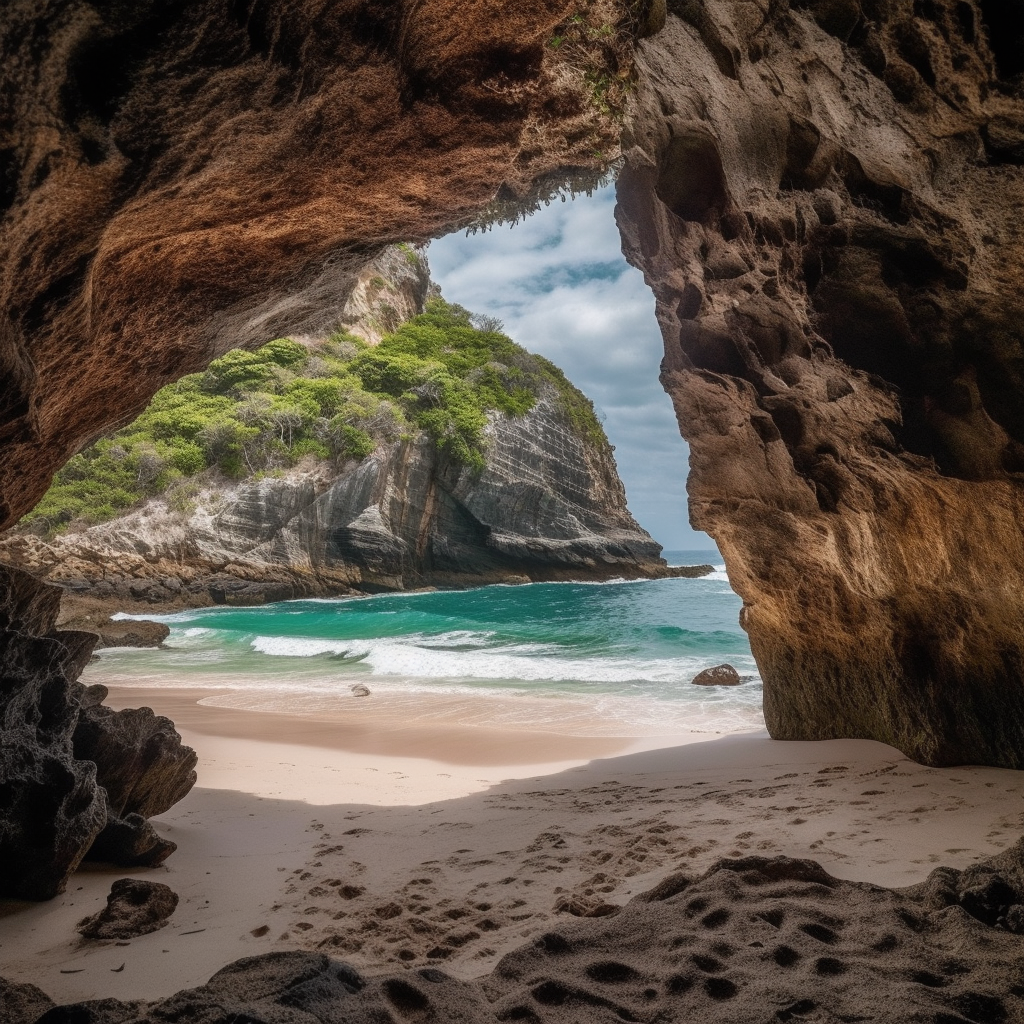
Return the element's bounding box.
[1,390,677,607]
[0,564,194,899]
[617,0,1024,766]
[20,842,1024,1022]
[0,0,638,532]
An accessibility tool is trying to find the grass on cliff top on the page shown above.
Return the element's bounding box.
[24,298,609,535]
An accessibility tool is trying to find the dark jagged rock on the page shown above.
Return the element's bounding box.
[617,0,1024,766]
[0,567,195,898]
[0,977,54,1024]
[691,663,741,686]
[24,842,1024,1022]
[76,878,178,940]
[73,684,197,867]
[0,564,107,900]
[73,686,197,820]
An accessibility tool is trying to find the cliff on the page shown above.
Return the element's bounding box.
[1,391,673,609]
[0,253,674,609]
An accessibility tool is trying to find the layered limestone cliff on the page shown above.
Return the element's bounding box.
[0,245,674,607]
[616,0,1024,767]
[1,390,673,609]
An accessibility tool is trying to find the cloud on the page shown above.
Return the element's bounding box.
[427,185,716,552]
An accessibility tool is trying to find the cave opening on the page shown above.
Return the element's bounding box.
[427,182,713,557]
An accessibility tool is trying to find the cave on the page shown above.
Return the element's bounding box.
[2,0,1024,925]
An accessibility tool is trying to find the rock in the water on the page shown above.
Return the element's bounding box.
[77,879,178,940]
[90,620,170,650]
[351,684,371,697]
[691,664,741,686]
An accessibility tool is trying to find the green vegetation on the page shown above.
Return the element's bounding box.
[25,298,608,534]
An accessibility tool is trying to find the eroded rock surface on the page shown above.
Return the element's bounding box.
[76,878,179,940]
[23,843,1024,1021]
[617,0,1024,765]
[0,564,106,900]
[0,566,194,898]
[0,0,639,531]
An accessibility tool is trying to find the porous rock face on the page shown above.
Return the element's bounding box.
[0,563,195,898]
[0,0,634,531]
[617,0,1024,766]
[76,877,179,940]
[0,564,106,900]
[0,390,676,607]
[23,843,1024,1022]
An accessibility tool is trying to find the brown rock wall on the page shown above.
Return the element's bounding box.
[0,0,633,529]
[617,0,1024,765]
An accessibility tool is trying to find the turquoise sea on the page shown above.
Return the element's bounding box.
[91,551,764,737]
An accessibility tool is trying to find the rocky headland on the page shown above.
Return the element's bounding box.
[0,250,699,617]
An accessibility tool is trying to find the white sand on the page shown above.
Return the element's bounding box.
[2,687,1023,1006]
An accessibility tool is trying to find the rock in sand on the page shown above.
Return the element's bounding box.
[77,879,178,940]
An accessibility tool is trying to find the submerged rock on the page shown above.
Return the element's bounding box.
[77,879,178,940]
[691,664,741,687]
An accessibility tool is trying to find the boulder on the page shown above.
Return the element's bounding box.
[351,684,371,697]
[77,878,178,940]
[73,692,198,821]
[0,566,107,900]
[90,620,170,650]
[0,977,55,1024]
[73,690,197,868]
[691,664,741,687]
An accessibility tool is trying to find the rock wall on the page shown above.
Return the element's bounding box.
[616,0,1024,767]
[0,0,640,531]
[1,391,676,608]
[0,564,195,900]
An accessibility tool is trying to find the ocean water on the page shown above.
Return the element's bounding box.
[91,550,764,737]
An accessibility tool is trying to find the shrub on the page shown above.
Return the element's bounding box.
[23,296,610,533]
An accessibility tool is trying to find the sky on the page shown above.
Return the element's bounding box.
[427,183,716,553]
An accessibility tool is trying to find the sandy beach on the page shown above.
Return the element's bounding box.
[2,685,1023,1007]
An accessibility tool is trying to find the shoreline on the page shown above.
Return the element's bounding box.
[3,687,1024,1006]
[49,560,717,622]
